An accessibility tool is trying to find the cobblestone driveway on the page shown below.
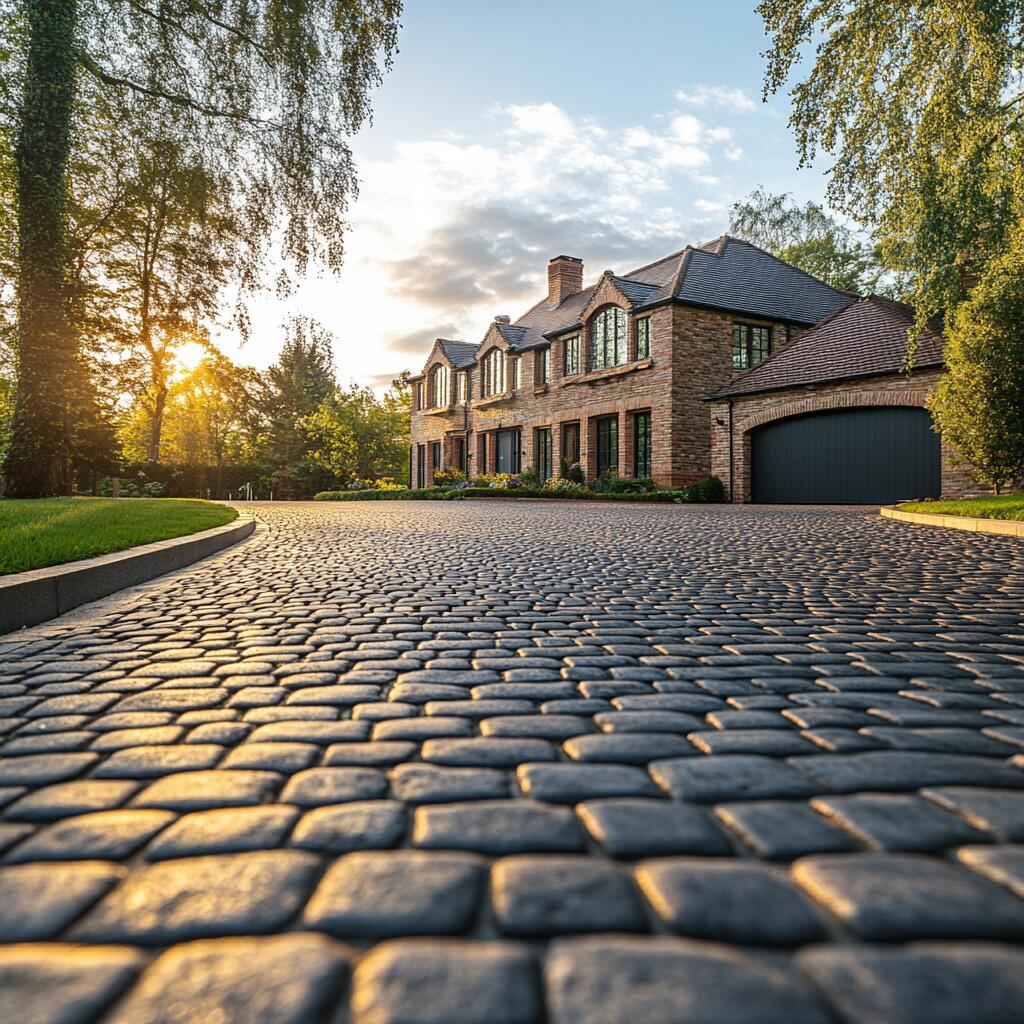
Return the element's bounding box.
[2,500,1024,1023]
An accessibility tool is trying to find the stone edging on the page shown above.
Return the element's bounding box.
[0,512,256,635]
[881,505,1024,538]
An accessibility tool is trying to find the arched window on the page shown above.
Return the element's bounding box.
[429,364,450,408]
[482,348,505,396]
[590,306,628,370]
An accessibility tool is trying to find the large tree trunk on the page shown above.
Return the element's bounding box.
[4,0,78,497]
[148,383,166,462]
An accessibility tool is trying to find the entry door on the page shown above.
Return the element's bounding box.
[751,406,941,503]
[496,429,521,474]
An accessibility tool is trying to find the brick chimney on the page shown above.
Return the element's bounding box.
[548,255,583,305]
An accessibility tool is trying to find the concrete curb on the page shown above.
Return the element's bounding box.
[881,505,1024,538]
[0,512,256,635]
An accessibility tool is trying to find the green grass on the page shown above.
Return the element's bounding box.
[0,497,237,575]
[899,494,1024,521]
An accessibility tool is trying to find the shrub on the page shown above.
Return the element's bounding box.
[560,458,585,485]
[518,467,540,487]
[591,471,653,494]
[473,472,518,488]
[432,468,467,487]
[685,475,725,503]
[541,477,584,493]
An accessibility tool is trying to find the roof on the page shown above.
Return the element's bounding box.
[436,339,478,368]
[413,235,851,371]
[710,296,945,399]
[510,236,849,343]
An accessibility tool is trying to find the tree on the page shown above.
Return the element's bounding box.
[929,243,1024,493]
[758,0,1024,320]
[302,372,411,487]
[729,187,885,293]
[263,316,337,494]
[2,0,402,496]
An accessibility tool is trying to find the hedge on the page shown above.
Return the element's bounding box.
[314,486,713,504]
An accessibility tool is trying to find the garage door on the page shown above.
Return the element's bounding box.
[751,406,941,504]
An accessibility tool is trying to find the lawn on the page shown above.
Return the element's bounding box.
[0,497,237,574]
[899,494,1024,521]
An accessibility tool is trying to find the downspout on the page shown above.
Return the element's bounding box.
[727,398,734,503]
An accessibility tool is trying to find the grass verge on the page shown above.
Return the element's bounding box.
[0,497,237,575]
[898,495,1024,521]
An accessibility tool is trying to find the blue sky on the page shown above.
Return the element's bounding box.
[224,0,831,386]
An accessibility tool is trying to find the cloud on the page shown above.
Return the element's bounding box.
[675,85,758,112]
[388,324,464,355]
[234,96,751,387]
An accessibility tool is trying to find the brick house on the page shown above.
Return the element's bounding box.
[708,296,977,503]
[409,236,850,490]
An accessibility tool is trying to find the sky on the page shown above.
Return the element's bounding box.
[213,0,832,389]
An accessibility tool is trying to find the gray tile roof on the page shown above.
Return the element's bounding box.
[437,340,478,369]
[710,296,945,399]
[414,236,850,372]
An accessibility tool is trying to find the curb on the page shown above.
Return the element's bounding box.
[0,512,256,635]
[881,505,1024,538]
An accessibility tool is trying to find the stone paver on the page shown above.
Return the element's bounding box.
[1,501,1023,1020]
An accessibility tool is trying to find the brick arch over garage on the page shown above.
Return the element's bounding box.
[741,387,932,435]
[709,371,976,502]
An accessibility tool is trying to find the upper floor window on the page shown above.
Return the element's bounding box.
[636,317,651,359]
[590,306,628,371]
[510,356,521,390]
[540,347,551,384]
[564,335,580,376]
[413,382,423,410]
[457,371,469,404]
[482,348,505,396]
[732,323,772,370]
[429,364,450,408]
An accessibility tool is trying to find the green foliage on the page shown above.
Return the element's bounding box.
[685,475,726,503]
[929,245,1024,493]
[1,0,403,495]
[729,187,886,293]
[432,467,467,487]
[591,471,656,494]
[0,496,235,573]
[560,457,585,484]
[899,495,1024,521]
[758,0,1024,322]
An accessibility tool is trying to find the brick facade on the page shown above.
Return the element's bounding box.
[410,282,802,490]
[709,371,980,502]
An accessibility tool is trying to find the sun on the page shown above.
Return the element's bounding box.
[176,341,208,373]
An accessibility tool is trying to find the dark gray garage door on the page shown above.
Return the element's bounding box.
[751,406,941,504]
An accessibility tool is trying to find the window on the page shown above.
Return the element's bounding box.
[457,371,468,404]
[535,427,553,482]
[564,335,580,376]
[590,306,628,370]
[540,347,551,384]
[634,411,652,479]
[597,416,619,475]
[430,442,442,471]
[413,382,423,411]
[636,317,651,360]
[416,444,426,487]
[429,364,450,408]
[732,323,772,370]
[561,421,580,467]
[482,348,505,396]
[510,356,521,390]
[453,436,466,472]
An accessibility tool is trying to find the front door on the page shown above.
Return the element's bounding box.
[496,429,521,474]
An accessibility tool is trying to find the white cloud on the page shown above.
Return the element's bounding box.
[675,85,758,113]
[220,99,746,388]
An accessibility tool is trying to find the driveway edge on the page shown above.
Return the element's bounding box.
[0,512,256,635]
[881,505,1024,538]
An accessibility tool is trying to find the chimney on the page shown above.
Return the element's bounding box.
[494,315,511,324]
[548,255,583,305]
